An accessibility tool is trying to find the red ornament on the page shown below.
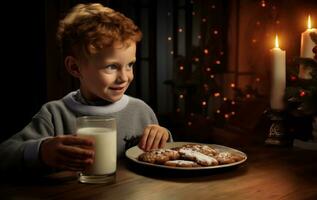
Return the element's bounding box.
[290,76,297,81]
[299,91,306,97]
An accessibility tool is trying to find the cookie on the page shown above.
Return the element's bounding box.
[163,149,181,160]
[138,150,168,164]
[178,148,218,166]
[182,144,218,156]
[215,152,245,164]
[164,160,201,167]
[138,149,180,164]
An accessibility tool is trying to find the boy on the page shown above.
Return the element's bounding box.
[0,3,172,174]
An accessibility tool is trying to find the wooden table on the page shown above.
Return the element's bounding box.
[1,145,317,200]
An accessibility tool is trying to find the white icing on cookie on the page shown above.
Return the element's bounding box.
[179,148,218,166]
[166,160,196,165]
[218,152,231,158]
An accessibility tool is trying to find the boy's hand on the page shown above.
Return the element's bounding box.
[40,135,95,171]
[138,124,169,151]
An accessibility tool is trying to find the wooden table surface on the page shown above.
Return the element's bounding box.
[1,145,317,200]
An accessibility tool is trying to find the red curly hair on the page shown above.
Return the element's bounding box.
[57,3,142,59]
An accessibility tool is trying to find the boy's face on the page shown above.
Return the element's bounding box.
[77,41,136,102]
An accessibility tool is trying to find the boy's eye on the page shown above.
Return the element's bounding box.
[104,64,118,73]
[106,64,117,70]
[127,62,135,69]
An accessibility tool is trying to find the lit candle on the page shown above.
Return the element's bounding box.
[270,35,286,110]
[299,15,317,79]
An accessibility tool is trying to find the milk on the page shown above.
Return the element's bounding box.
[77,127,117,175]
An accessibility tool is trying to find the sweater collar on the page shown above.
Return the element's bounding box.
[63,91,129,115]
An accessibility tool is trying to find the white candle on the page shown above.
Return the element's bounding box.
[270,35,286,110]
[299,15,317,79]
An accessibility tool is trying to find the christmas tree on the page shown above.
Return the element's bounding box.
[164,0,228,127]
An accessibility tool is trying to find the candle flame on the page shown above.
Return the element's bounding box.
[308,15,311,29]
[275,34,279,48]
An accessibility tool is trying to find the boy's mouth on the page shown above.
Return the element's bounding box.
[109,86,125,91]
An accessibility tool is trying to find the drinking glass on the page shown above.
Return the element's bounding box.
[76,116,117,184]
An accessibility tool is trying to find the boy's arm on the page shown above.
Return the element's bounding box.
[0,115,54,175]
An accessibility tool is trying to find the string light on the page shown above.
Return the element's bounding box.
[165,1,254,125]
[260,0,266,7]
[214,92,220,97]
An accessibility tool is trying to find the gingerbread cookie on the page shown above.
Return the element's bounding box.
[164,160,201,167]
[138,149,180,164]
[215,152,245,164]
[178,148,218,166]
[182,144,218,156]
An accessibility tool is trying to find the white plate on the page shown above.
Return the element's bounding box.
[125,142,247,170]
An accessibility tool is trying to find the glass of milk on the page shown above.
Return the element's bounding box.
[76,116,116,184]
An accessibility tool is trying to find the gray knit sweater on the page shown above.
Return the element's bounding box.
[0,91,172,174]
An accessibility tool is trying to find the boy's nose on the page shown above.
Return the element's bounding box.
[117,69,128,82]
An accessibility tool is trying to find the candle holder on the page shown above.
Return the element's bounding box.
[265,109,292,146]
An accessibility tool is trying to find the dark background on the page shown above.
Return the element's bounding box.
[0,1,46,142]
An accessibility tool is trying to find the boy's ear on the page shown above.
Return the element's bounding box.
[65,56,81,78]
